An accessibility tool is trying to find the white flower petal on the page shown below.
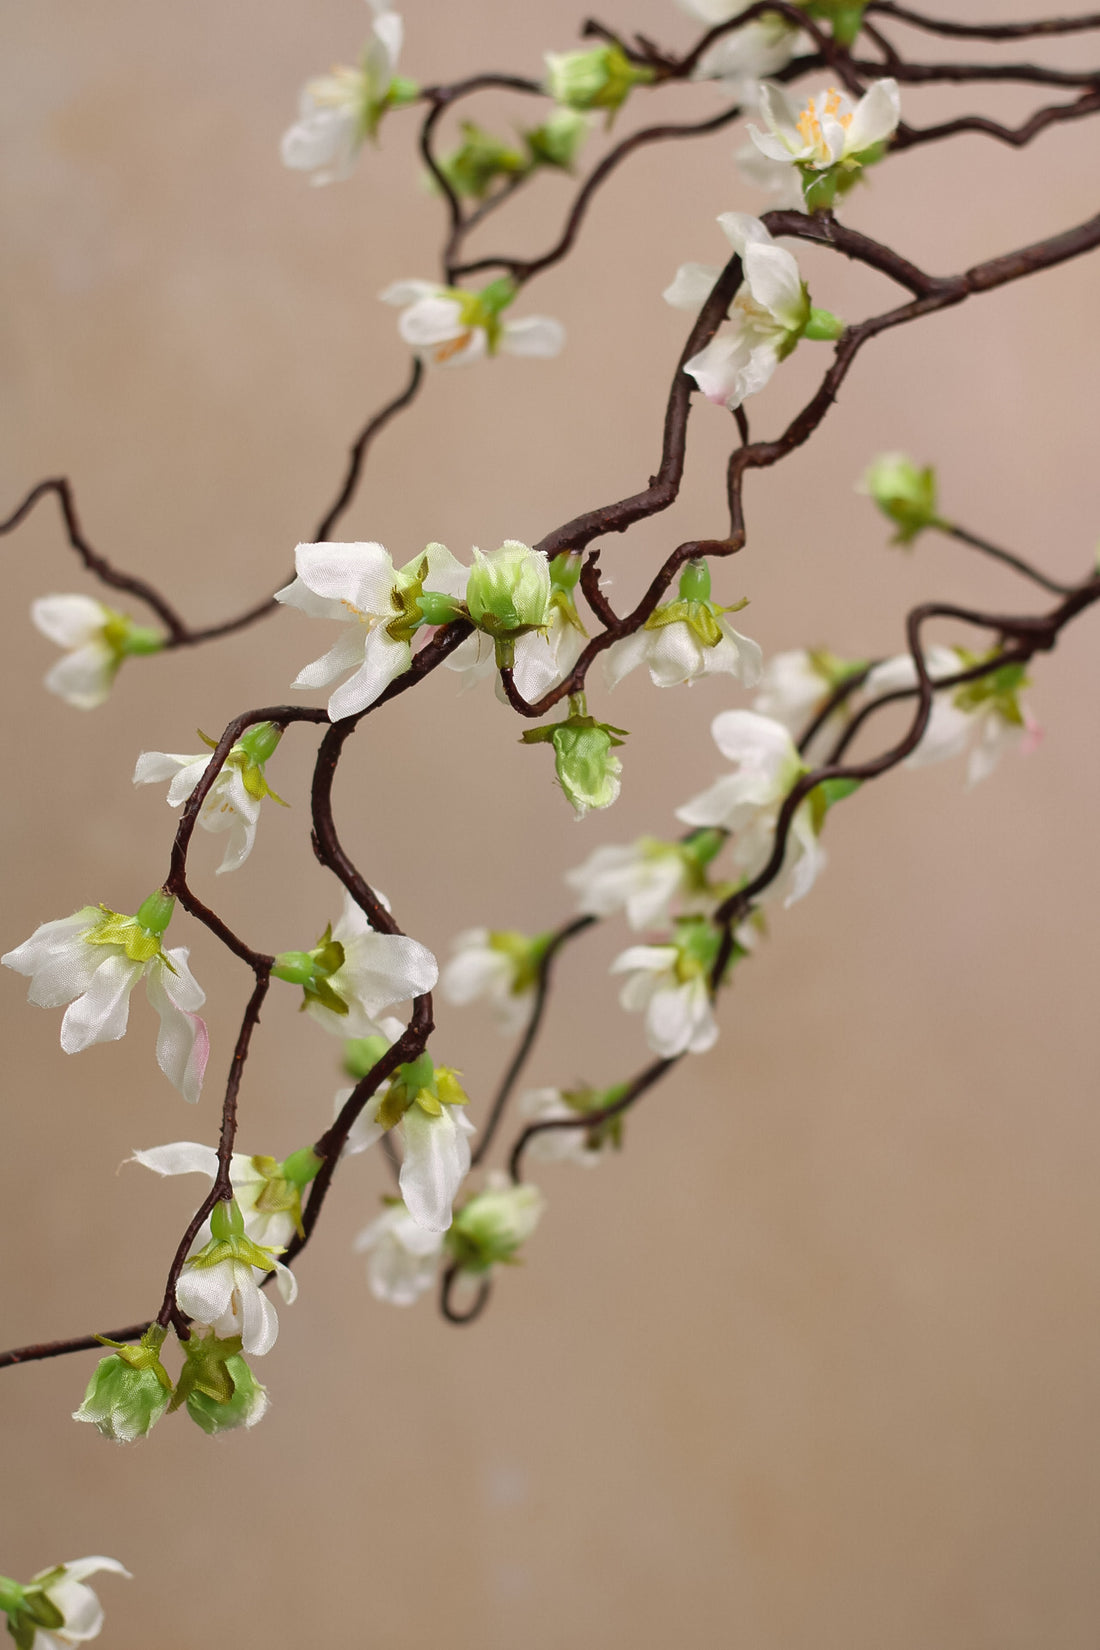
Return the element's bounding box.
[31,594,107,648]
[662,263,722,311]
[399,1105,471,1232]
[500,316,566,358]
[59,953,142,1052]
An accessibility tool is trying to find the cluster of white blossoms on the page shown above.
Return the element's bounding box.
[0,1557,128,1649]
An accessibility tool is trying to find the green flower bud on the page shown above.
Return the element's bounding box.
[861,453,941,545]
[135,889,175,937]
[447,1181,545,1273]
[801,0,868,47]
[72,1325,173,1443]
[186,1352,268,1435]
[210,1197,246,1241]
[272,924,348,1015]
[522,107,591,171]
[804,306,845,341]
[544,44,655,120]
[521,696,628,816]
[437,121,527,199]
[466,541,552,639]
[101,608,164,659]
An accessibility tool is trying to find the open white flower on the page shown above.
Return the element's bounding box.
[275,892,438,1040]
[130,1141,319,1251]
[354,1201,444,1304]
[0,1557,130,1649]
[380,277,564,367]
[133,722,285,876]
[677,1,801,98]
[2,896,208,1102]
[281,3,408,185]
[677,709,825,906]
[175,1201,297,1357]
[666,214,812,411]
[748,78,900,208]
[440,928,546,1035]
[611,938,719,1057]
[519,1086,619,1166]
[603,559,762,689]
[866,647,1039,786]
[753,648,869,756]
[342,1035,475,1232]
[566,838,693,930]
[32,595,162,710]
[276,539,468,721]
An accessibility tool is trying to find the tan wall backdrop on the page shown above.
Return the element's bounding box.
[2,2,1100,1647]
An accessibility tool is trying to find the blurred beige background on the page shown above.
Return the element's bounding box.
[3,2,1100,1645]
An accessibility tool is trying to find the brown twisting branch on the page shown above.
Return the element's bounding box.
[867,4,1100,41]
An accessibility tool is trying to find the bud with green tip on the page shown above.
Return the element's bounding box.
[447,1177,545,1273]
[466,540,552,660]
[860,453,941,545]
[440,929,553,1035]
[543,44,655,122]
[73,1324,173,1443]
[436,121,527,199]
[521,694,627,816]
[801,0,868,47]
[522,107,591,171]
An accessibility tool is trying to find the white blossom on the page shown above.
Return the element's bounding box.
[281,3,406,185]
[747,78,900,206]
[519,1087,616,1166]
[2,1557,130,1649]
[353,1201,444,1304]
[175,1212,297,1357]
[677,709,825,906]
[340,1026,475,1233]
[447,603,586,700]
[132,722,284,876]
[610,942,719,1057]
[566,838,691,931]
[676,1,801,99]
[866,647,1039,786]
[440,928,543,1035]
[380,279,564,367]
[2,902,208,1102]
[129,1142,306,1250]
[275,539,467,721]
[31,595,161,710]
[602,606,762,689]
[666,214,810,411]
[296,893,438,1039]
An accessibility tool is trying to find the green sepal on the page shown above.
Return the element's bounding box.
[416,590,465,627]
[210,1197,246,1242]
[136,888,176,937]
[169,1329,244,1413]
[803,0,867,46]
[522,108,590,171]
[436,121,527,200]
[280,1147,324,1188]
[678,559,711,604]
[84,905,165,965]
[808,774,863,833]
[386,76,421,110]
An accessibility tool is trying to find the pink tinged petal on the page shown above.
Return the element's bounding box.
[32,594,107,648]
[60,954,142,1052]
[325,628,410,720]
[662,263,722,311]
[398,296,466,347]
[157,948,206,1012]
[45,644,116,709]
[238,1267,280,1355]
[176,1258,236,1326]
[601,629,650,691]
[500,316,566,358]
[399,1106,469,1232]
[130,1142,218,1178]
[846,78,901,153]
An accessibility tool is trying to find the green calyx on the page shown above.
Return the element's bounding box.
[210,1197,246,1241]
[4,1577,66,1649]
[187,1224,280,1277]
[522,108,590,172]
[273,924,348,1016]
[198,722,288,806]
[171,1330,243,1411]
[248,1152,321,1241]
[375,1053,469,1131]
[437,121,528,200]
[446,1183,542,1273]
[486,930,552,996]
[466,540,551,636]
[561,1080,629,1151]
[807,647,870,689]
[952,654,1029,724]
[678,827,728,888]
[808,774,863,833]
[453,277,518,356]
[84,902,169,966]
[672,917,724,983]
[100,607,164,660]
[862,454,941,545]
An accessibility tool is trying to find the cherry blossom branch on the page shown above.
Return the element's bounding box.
[509,1055,678,1183]
[867,4,1100,41]
[934,521,1076,597]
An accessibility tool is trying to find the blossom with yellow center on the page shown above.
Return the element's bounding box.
[748,76,900,209]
